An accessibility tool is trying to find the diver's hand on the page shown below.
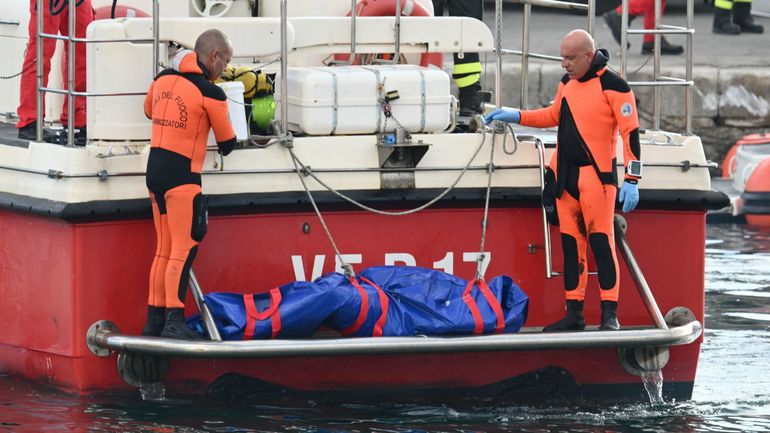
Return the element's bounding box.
[618,181,639,213]
[483,108,521,125]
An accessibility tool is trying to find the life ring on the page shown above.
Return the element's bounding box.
[333,0,444,69]
[722,133,770,179]
[93,4,150,20]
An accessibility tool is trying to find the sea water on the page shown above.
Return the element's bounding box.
[0,224,768,432]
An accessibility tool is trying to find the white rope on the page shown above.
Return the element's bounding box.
[287,140,355,277]
[286,132,489,217]
[476,131,496,280]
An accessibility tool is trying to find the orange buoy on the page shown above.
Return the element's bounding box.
[721,133,770,179]
[743,157,770,226]
[333,0,444,68]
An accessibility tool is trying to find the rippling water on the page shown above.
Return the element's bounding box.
[1,224,768,432]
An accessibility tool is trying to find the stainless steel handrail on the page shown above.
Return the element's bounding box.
[627,80,694,87]
[0,160,716,180]
[40,88,147,97]
[280,0,288,137]
[92,320,702,358]
[189,270,222,341]
[0,19,20,25]
[34,0,161,144]
[618,0,695,134]
[37,32,156,43]
[329,0,357,66]
[373,0,401,64]
[35,0,43,142]
[533,135,554,278]
[614,216,668,329]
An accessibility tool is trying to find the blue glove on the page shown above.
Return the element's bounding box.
[618,181,639,213]
[484,108,521,125]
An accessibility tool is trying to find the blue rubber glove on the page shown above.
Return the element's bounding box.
[484,108,521,125]
[618,181,639,213]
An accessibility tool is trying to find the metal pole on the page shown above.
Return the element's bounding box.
[67,0,75,147]
[189,270,222,341]
[586,0,595,35]
[36,0,44,142]
[620,0,628,79]
[332,0,357,66]
[614,216,668,330]
[495,0,503,107]
[280,0,288,135]
[93,321,701,358]
[653,0,661,130]
[153,0,159,75]
[685,0,693,134]
[534,138,553,278]
[392,0,401,64]
[520,3,531,109]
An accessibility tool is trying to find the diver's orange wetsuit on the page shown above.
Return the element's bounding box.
[143,51,236,310]
[519,49,641,302]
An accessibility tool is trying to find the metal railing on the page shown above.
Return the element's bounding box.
[492,0,694,131]
[495,0,596,109]
[34,0,161,145]
[619,0,695,133]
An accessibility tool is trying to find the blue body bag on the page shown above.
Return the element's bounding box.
[189,266,528,340]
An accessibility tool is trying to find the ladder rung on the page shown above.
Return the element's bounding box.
[626,28,694,35]
[500,49,562,62]
[628,80,694,87]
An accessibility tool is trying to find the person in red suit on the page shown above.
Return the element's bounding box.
[17,0,94,144]
[603,0,683,55]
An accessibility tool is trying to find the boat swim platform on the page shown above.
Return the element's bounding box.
[88,320,702,359]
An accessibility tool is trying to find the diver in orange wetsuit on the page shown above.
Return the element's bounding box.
[142,29,236,339]
[485,29,642,331]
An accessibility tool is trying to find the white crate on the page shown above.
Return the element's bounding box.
[275,65,451,135]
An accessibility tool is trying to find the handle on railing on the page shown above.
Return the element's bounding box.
[532,135,555,279]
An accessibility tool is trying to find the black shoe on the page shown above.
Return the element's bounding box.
[543,300,586,332]
[54,126,88,146]
[599,300,621,330]
[641,37,684,55]
[141,306,166,337]
[458,82,483,116]
[160,308,205,340]
[713,8,741,35]
[603,10,634,48]
[733,3,764,33]
[17,122,58,143]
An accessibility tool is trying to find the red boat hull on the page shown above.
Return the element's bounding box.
[0,206,704,398]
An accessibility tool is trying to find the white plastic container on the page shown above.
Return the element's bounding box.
[275,65,451,135]
[209,81,248,146]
